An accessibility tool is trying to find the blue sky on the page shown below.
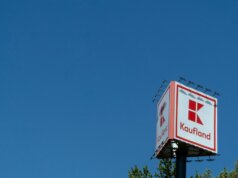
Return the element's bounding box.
[0,0,238,177]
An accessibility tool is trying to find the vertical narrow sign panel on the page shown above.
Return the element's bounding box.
[156,87,170,153]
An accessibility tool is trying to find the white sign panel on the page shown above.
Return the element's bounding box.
[175,83,217,153]
[156,88,170,152]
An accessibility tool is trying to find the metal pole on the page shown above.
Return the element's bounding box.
[176,149,187,178]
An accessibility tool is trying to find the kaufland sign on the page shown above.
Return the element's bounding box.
[156,81,217,156]
[156,87,170,150]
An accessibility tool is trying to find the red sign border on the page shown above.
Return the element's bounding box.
[175,84,217,152]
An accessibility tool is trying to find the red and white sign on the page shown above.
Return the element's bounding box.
[155,81,218,157]
[156,87,170,152]
[175,83,217,153]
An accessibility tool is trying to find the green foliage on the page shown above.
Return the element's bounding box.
[129,160,238,178]
[128,165,153,178]
[155,159,175,178]
[128,159,175,178]
[217,161,238,178]
[218,168,228,178]
[191,169,213,178]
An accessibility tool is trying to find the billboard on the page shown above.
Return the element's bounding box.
[175,82,217,153]
[155,81,218,158]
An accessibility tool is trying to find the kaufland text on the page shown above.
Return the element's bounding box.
[180,122,211,140]
[157,126,168,143]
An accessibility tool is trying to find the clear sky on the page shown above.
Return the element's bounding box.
[0,0,238,177]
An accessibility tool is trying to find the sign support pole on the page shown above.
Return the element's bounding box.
[176,148,187,178]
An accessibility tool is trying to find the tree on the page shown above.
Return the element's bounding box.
[128,160,238,178]
[128,159,175,178]
[128,165,153,178]
[217,161,238,178]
